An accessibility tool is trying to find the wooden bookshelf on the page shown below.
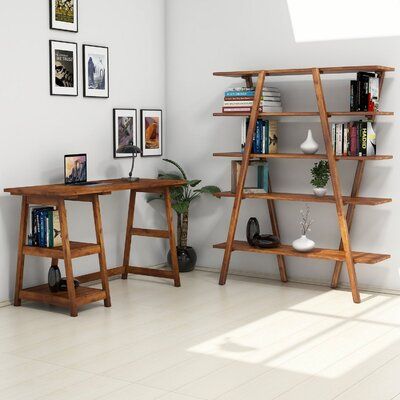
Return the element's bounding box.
[213,65,394,303]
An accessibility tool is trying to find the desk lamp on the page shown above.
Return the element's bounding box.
[117,142,142,181]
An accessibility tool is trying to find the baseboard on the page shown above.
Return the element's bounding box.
[196,265,400,297]
[0,300,11,308]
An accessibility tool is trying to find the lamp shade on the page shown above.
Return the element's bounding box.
[117,144,142,154]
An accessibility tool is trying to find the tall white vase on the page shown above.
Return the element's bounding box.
[300,129,319,154]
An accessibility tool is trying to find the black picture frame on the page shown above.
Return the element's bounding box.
[113,108,138,159]
[49,40,78,97]
[82,44,110,98]
[49,0,78,33]
[140,109,163,157]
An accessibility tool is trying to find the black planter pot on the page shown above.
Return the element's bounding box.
[167,246,197,272]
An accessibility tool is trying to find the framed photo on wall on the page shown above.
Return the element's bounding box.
[140,109,163,157]
[113,109,138,158]
[49,40,78,96]
[83,45,109,98]
[50,0,78,32]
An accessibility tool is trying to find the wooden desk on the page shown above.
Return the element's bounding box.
[4,179,185,317]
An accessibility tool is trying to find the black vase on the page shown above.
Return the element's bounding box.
[167,246,197,272]
[48,265,61,293]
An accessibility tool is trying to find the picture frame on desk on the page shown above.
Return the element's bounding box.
[113,108,138,158]
[83,45,109,98]
[49,0,78,32]
[140,109,163,157]
[49,40,78,96]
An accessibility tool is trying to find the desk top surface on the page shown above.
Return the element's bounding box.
[4,178,186,197]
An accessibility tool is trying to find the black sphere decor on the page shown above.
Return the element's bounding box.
[58,278,80,291]
[48,265,62,293]
[167,246,197,272]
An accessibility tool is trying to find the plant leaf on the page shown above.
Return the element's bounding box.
[172,201,190,214]
[158,172,183,181]
[194,185,221,195]
[162,159,187,179]
[187,179,201,187]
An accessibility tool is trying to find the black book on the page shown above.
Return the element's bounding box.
[357,72,375,111]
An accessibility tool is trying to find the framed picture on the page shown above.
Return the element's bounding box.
[113,109,138,158]
[50,0,78,32]
[49,40,78,96]
[83,45,109,98]
[140,109,163,157]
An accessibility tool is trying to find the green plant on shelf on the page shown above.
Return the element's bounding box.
[310,160,330,188]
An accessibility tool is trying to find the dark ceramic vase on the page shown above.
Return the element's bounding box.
[48,265,61,293]
[167,246,197,272]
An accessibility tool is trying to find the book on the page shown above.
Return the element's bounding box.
[366,121,377,156]
[368,76,379,112]
[335,123,343,156]
[343,123,349,156]
[349,122,358,156]
[52,210,62,247]
[257,162,269,192]
[331,124,336,153]
[222,107,262,112]
[263,120,269,154]
[224,95,281,101]
[223,100,281,106]
[358,121,368,156]
[350,81,357,111]
[268,120,278,153]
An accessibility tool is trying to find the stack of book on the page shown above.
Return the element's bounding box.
[331,121,376,156]
[241,118,278,154]
[28,207,62,248]
[350,72,380,112]
[223,86,282,113]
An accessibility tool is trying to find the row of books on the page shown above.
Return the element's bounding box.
[241,118,278,154]
[223,86,282,113]
[28,207,62,248]
[331,121,376,156]
[350,72,380,112]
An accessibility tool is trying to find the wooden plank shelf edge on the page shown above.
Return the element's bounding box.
[23,241,101,259]
[213,241,390,264]
[213,192,392,205]
[213,152,393,161]
[213,65,394,78]
[213,111,394,117]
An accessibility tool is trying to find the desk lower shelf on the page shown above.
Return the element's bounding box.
[23,242,101,259]
[213,241,390,264]
[20,284,107,308]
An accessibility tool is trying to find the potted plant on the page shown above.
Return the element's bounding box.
[148,159,221,272]
[292,205,315,252]
[310,160,330,197]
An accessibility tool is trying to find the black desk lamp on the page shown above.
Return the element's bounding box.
[117,142,142,181]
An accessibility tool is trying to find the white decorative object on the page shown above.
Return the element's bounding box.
[313,187,327,197]
[300,129,319,154]
[292,235,315,252]
[292,205,315,252]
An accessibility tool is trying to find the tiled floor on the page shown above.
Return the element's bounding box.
[1,270,400,399]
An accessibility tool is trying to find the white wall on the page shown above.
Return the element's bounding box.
[0,0,167,302]
[165,0,400,291]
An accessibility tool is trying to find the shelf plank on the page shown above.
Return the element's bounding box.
[213,241,390,264]
[213,65,394,78]
[19,285,107,307]
[213,152,393,161]
[23,241,101,259]
[214,191,391,205]
[213,111,394,117]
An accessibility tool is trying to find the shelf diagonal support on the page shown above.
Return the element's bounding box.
[267,173,288,282]
[331,160,365,287]
[219,71,266,285]
[312,68,361,303]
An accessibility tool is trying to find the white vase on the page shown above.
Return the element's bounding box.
[292,235,315,252]
[313,187,327,197]
[300,129,319,154]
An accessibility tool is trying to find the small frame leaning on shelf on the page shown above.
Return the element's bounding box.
[212,65,394,303]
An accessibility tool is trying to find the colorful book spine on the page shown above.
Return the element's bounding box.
[225,90,255,97]
[331,124,336,153]
[335,124,343,156]
[343,123,349,156]
[257,163,269,192]
[366,121,377,156]
[268,120,278,153]
[359,121,368,156]
[349,122,358,156]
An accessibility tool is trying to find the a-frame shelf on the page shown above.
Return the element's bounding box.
[213,152,393,161]
[213,65,394,304]
[213,241,390,265]
[213,191,392,206]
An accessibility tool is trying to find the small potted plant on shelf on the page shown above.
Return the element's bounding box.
[148,159,221,272]
[292,205,315,252]
[310,160,330,197]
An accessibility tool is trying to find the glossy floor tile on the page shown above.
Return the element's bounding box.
[0,271,399,400]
